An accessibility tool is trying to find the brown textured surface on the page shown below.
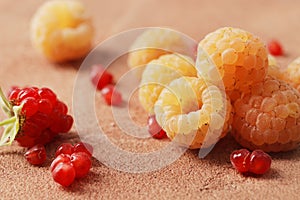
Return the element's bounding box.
[1,0,300,199]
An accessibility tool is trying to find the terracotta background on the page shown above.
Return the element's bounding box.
[0,0,300,199]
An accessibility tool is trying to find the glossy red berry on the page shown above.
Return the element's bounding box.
[55,143,74,157]
[101,85,123,106]
[24,144,47,165]
[50,154,71,172]
[147,115,167,139]
[70,152,92,178]
[230,149,251,173]
[74,142,93,157]
[268,39,283,56]
[249,150,272,175]
[52,162,76,187]
[90,64,114,90]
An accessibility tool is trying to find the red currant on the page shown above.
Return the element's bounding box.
[90,64,113,90]
[267,39,283,56]
[101,85,123,106]
[147,115,167,139]
[74,142,93,157]
[52,162,76,187]
[249,150,272,175]
[24,144,47,165]
[55,143,74,157]
[50,154,71,172]
[230,149,251,173]
[70,152,92,178]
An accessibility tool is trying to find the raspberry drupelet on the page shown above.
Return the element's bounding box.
[231,76,300,152]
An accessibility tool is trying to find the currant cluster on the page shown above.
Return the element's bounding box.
[90,64,123,106]
[0,87,73,147]
[51,142,93,187]
[230,149,272,175]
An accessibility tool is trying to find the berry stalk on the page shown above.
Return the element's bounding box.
[0,87,23,146]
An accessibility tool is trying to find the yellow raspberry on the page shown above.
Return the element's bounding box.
[232,76,300,152]
[267,55,284,80]
[285,57,300,91]
[30,0,94,63]
[154,76,233,149]
[197,27,268,96]
[139,54,197,114]
[127,29,194,78]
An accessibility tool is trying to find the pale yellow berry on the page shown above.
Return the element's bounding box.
[197,27,268,94]
[154,76,232,149]
[127,29,194,79]
[139,54,197,114]
[30,0,94,62]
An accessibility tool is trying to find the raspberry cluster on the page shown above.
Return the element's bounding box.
[134,27,300,152]
[0,87,73,147]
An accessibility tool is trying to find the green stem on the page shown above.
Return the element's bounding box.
[0,101,22,147]
[0,116,16,126]
[0,124,14,146]
[0,87,11,111]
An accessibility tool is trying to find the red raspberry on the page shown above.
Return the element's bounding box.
[24,144,47,165]
[0,86,73,148]
[267,40,283,56]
